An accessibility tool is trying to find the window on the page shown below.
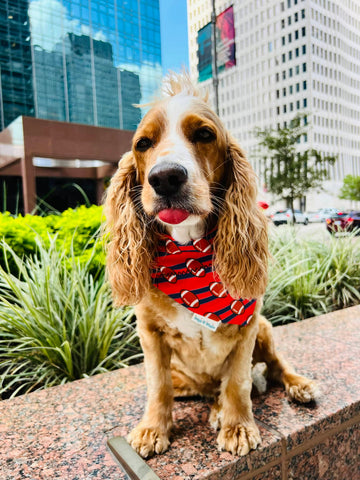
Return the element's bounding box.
[289,67,293,77]
[303,98,307,108]
[302,62,307,72]
[281,19,285,28]
[288,15,291,25]
[296,82,300,92]
[296,100,300,109]
[283,104,287,113]
[282,36,286,45]
[294,12,298,21]
[288,33,292,42]
[282,53,286,62]
[289,85,293,94]
[295,47,299,57]
[276,72,280,81]
[290,102,294,111]
[301,8,305,18]
[276,89,280,98]
[277,106,280,114]
[282,70,286,79]
[296,65,300,74]
[303,80,307,90]
[302,26,306,36]
[295,30,299,40]
[289,51,292,60]
[283,87,287,96]
[302,44,306,54]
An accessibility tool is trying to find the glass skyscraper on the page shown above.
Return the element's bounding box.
[0,0,162,131]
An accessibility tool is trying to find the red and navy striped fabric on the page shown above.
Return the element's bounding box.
[151,229,256,327]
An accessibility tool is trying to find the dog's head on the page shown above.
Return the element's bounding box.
[133,77,227,230]
[105,73,268,306]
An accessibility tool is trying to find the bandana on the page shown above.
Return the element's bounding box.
[151,229,256,329]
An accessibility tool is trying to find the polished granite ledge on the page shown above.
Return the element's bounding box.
[1,306,360,480]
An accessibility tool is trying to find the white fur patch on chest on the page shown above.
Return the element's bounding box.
[167,302,211,339]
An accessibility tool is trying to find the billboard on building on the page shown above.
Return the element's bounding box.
[197,6,236,82]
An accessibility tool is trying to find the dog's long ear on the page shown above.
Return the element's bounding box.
[104,152,155,306]
[213,135,269,299]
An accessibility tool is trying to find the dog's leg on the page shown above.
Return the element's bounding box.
[216,317,261,456]
[255,315,318,403]
[127,314,173,458]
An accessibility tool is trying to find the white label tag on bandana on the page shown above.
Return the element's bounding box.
[191,313,221,331]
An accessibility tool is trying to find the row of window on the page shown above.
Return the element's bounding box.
[276,62,307,81]
[282,45,306,63]
[276,81,307,98]
[282,0,305,9]
[282,27,306,45]
[281,9,305,28]
[276,98,307,115]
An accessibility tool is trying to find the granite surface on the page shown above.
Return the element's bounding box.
[1,305,360,480]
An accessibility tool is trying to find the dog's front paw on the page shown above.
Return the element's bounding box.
[127,425,170,458]
[217,423,261,456]
[285,374,318,403]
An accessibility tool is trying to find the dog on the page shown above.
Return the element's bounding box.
[104,73,317,458]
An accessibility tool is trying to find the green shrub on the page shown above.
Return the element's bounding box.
[263,229,360,324]
[0,238,141,399]
[0,205,105,276]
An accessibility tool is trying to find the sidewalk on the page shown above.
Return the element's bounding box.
[1,306,359,479]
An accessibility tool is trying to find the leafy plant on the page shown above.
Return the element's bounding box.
[0,205,105,276]
[0,237,141,399]
[263,228,360,324]
[339,174,360,202]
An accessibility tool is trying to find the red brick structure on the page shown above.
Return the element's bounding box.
[0,116,133,213]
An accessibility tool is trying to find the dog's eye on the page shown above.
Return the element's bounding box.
[192,127,216,143]
[135,137,153,152]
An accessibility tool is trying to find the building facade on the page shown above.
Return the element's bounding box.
[187,0,360,209]
[0,0,162,131]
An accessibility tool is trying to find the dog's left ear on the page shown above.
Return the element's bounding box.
[213,135,269,299]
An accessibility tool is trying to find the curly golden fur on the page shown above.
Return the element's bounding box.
[104,73,317,458]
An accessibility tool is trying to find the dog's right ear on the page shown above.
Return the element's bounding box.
[104,152,154,306]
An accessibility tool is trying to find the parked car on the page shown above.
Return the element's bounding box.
[307,208,341,223]
[326,211,360,235]
[271,209,308,226]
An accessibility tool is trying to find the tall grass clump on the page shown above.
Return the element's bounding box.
[0,237,142,399]
[263,229,360,324]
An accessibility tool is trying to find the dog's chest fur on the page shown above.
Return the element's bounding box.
[136,289,244,379]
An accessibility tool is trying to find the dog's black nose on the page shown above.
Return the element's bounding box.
[148,163,188,196]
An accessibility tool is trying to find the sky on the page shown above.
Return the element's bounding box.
[159,0,189,75]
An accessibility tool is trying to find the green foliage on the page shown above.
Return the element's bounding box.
[263,229,360,324]
[0,238,141,399]
[254,115,336,212]
[0,205,105,276]
[339,174,360,202]
[1,208,360,398]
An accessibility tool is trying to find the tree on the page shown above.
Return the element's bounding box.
[339,175,360,202]
[254,115,336,222]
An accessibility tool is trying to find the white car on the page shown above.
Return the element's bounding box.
[271,209,308,226]
[306,208,340,223]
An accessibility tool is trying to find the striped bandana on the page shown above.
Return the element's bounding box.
[150,229,256,328]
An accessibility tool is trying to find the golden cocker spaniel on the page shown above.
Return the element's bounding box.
[105,74,317,458]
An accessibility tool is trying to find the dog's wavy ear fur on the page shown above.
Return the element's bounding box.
[104,152,155,306]
[213,135,269,299]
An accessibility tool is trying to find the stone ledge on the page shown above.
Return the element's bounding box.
[1,306,360,480]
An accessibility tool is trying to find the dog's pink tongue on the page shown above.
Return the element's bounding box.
[158,209,190,224]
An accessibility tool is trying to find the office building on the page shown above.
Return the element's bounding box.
[187,0,360,207]
[0,0,161,131]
